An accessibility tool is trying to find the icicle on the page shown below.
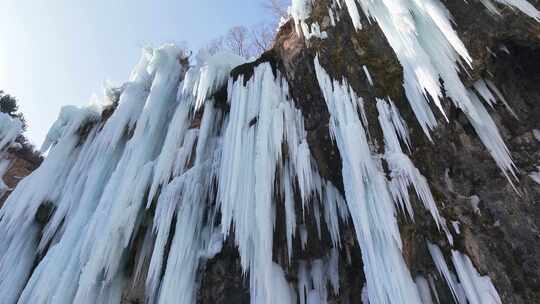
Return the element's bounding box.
[291,0,314,37]
[298,261,310,304]
[427,242,466,304]
[0,45,196,304]
[73,45,187,304]
[156,172,207,304]
[185,52,246,111]
[149,118,222,303]
[377,98,446,234]
[296,251,341,304]
[315,57,422,304]
[268,263,295,304]
[282,163,297,262]
[479,0,540,20]
[473,79,518,119]
[300,225,309,250]
[415,275,435,304]
[428,274,442,304]
[473,80,498,108]
[219,62,317,304]
[331,0,523,183]
[451,251,503,304]
[327,248,340,295]
[362,65,374,86]
[323,181,346,247]
[310,259,328,302]
[147,99,192,204]
[464,91,517,186]
[335,0,472,135]
[484,79,519,119]
[0,102,104,304]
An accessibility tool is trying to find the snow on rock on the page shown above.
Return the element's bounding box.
[0,113,23,198]
[183,51,246,110]
[40,105,101,153]
[0,112,23,152]
[469,195,482,215]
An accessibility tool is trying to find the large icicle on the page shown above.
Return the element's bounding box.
[427,243,466,303]
[0,103,102,304]
[315,57,422,304]
[321,0,525,181]
[183,51,246,110]
[428,243,502,304]
[218,61,344,303]
[148,100,224,304]
[219,63,299,304]
[73,45,187,304]
[451,251,503,304]
[377,98,444,229]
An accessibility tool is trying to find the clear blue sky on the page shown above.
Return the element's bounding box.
[0,0,272,145]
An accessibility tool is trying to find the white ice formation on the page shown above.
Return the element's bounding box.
[2,0,540,303]
[0,113,24,198]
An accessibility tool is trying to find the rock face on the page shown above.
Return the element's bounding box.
[1,1,540,304]
[0,149,42,208]
[197,1,540,303]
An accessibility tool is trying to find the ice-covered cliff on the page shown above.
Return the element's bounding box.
[1,0,540,303]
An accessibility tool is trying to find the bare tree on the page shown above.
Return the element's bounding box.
[252,0,288,54]
[199,0,289,60]
[204,37,225,56]
[261,0,289,22]
[250,23,275,54]
[225,26,255,58]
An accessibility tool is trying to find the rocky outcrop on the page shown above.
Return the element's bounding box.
[0,141,42,208]
[0,150,41,208]
[2,2,540,304]
[197,1,540,303]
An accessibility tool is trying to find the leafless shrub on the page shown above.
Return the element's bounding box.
[261,0,289,22]
[200,0,289,59]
